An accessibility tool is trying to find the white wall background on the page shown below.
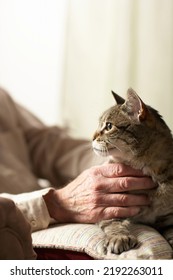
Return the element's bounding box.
[0,0,67,125]
[0,0,173,139]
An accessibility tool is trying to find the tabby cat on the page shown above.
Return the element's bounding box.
[92,88,173,255]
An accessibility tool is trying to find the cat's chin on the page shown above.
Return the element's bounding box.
[93,147,117,157]
[92,147,108,157]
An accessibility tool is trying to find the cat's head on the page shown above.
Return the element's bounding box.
[92,88,171,164]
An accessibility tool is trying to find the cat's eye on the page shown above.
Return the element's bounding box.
[105,122,113,131]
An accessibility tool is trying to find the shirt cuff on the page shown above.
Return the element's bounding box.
[1,188,56,232]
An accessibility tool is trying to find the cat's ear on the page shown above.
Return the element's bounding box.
[125,88,148,121]
[111,91,125,105]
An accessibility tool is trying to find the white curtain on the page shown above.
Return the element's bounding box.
[0,0,173,139]
[62,0,173,138]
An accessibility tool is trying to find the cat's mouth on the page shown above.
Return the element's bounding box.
[92,141,117,157]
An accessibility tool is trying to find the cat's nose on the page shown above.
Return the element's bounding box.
[93,131,99,140]
[92,132,97,141]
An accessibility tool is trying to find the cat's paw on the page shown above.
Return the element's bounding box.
[104,234,137,255]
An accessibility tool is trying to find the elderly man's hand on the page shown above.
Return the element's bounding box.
[43,163,156,223]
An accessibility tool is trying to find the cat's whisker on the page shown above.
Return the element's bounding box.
[104,146,110,157]
[100,145,109,157]
[80,141,109,165]
[128,146,135,155]
[108,138,136,155]
[133,138,139,144]
[106,140,122,153]
[81,142,93,150]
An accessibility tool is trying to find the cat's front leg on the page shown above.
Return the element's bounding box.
[98,219,137,255]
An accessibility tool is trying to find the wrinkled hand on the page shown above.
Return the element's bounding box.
[43,163,156,223]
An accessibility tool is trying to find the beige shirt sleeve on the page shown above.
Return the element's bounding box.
[0,188,56,232]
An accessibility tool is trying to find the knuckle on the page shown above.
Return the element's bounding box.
[101,207,113,220]
[113,207,122,218]
[118,194,129,206]
[115,163,124,176]
[106,163,123,177]
[90,166,100,176]
[102,206,125,220]
[119,177,130,190]
[89,167,103,191]
[103,207,122,219]
[90,193,100,205]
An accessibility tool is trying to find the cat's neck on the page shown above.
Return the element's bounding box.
[111,139,173,184]
[139,137,173,181]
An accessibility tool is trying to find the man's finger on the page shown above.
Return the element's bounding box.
[100,163,144,178]
[100,176,156,192]
[102,206,141,220]
[98,193,150,207]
